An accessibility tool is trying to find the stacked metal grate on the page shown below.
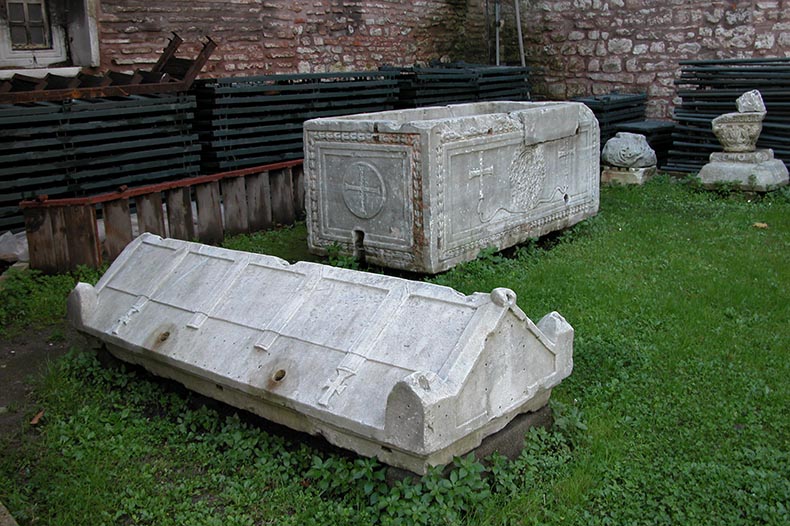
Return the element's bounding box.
[192,71,400,173]
[384,63,531,108]
[473,65,532,102]
[665,57,790,173]
[0,94,200,231]
[571,93,647,146]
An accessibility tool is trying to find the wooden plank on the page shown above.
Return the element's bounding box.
[195,181,224,244]
[292,164,305,217]
[49,207,70,273]
[18,159,302,207]
[165,187,195,240]
[220,177,249,235]
[64,205,101,270]
[103,199,133,261]
[135,193,166,236]
[246,171,273,232]
[23,207,61,273]
[270,167,295,225]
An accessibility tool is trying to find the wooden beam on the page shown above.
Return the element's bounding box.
[103,199,133,261]
[195,182,223,244]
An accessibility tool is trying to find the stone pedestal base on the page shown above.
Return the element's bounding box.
[698,149,789,191]
[601,165,656,185]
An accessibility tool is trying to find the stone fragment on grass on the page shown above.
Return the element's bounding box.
[600,132,657,186]
[601,132,657,168]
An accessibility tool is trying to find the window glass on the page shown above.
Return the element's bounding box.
[27,3,43,22]
[29,25,44,45]
[6,0,51,49]
[7,3,26,22]
[10,25,27,43]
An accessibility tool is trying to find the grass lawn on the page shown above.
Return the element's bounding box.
[1,176,788,525]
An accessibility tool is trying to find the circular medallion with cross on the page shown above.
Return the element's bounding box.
[342,161,386,219]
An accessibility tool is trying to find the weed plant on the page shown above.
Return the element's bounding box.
[1,176,787,525]
[223,222,321,263]
[0,266,102,337]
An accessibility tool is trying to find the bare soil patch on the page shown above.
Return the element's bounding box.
[0,322,79,450]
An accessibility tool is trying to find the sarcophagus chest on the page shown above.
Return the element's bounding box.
[304,102,600,273]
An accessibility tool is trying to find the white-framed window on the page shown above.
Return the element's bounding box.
[0,0,99,69]
[8,0,52,49]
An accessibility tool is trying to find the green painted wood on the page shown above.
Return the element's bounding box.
[78,160,201,191]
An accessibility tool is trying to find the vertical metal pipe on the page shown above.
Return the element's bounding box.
[485,0,491,64]
[495,0,501,66]
[514,0,526,67]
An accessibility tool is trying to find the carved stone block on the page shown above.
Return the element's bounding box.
[699,149,789,191]
[304,102,600,273]
[601,132,657,168]
[700,90,788,191]
[68,234,574,474]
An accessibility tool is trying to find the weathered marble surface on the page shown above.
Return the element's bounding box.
[601,132,657,168]
[700,90,788,191]
[600,166,656,186]
[68,233,574,474]
[736,89,766,113]
[304,102,600,274]
[711,89,766,153]
[699,149,788,191]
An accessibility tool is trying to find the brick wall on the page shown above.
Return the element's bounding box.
[96,1,790,118]
[519,0,790,118]
[98,0,487,76]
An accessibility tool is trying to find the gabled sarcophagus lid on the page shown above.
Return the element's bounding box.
[68,234,573,474]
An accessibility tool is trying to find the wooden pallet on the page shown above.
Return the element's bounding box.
[21,161,304,273]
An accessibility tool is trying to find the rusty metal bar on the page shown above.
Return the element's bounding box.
[180,37,218,86]
[0,83,187,104]
[0,34,215,104]
[152,33,184,73]
[20,159,304,209]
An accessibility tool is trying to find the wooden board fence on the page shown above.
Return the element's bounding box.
[21,160,304,273]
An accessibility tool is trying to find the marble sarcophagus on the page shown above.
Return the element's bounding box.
[304,102,600,273]
[68,234,574,474]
